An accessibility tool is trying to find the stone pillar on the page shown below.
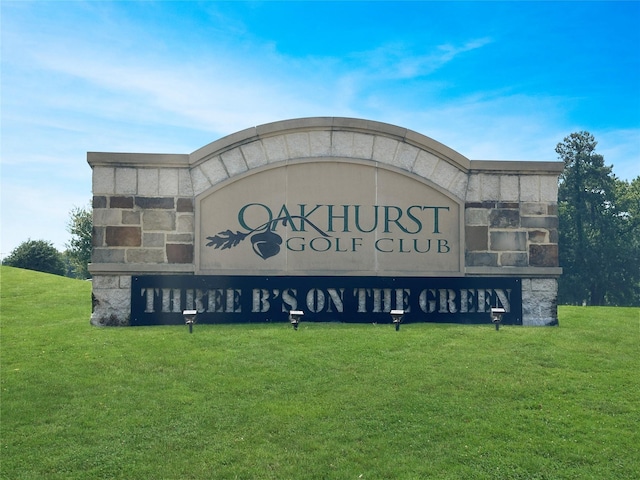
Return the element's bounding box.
[464,167,562,325]
[89,156,195,326]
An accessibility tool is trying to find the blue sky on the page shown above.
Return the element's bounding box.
[1,0,639,258]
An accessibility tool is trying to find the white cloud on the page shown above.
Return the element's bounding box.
[350,37,493,80]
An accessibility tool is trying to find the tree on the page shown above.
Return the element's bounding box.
[606,177,640,305]
[2,239,66,276]
[66,204,93,279]
[556,131,640,306]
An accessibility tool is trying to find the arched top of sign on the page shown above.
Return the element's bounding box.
[188,117,470,200]
[193,117,466,277]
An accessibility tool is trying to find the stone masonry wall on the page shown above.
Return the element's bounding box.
[89,118,561,327]
[463,171,560,326]
[93,193,194,266]
[465,173,559,269]
[90,164,195,325]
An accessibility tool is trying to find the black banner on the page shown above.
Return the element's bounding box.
[130,275,522,326]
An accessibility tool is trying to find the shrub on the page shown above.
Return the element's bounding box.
[2,239,65,276]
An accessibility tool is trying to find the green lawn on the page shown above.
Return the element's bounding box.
[1,266,638,479]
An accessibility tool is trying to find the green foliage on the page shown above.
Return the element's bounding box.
[557,132,640,306]
[2,266,639,479]
[66,204,93,279]
[604,177,640,305]
[1,239,65,276]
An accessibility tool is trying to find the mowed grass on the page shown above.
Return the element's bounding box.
[1,266,638,479]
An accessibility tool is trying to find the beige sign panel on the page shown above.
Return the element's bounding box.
[196,160,462,276]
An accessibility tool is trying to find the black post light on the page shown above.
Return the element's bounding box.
[490,307,505,331]
[183,309,198,333]
[289,310,304,330]
[390,309,405,331]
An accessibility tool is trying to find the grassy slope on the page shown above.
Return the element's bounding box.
[1,266,638,479]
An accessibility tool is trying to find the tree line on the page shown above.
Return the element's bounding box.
[556,132,639,306]
[2,206,92,280]
[3,132,639,305]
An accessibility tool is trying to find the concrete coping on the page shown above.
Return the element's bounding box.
[89,263,195,274]
[466,266,563,277]
[470,160,564,175]
[189,117,472,171]
[88,152,189,167]
[86,117,563,176]
[87,117,473,170]
[88,264,563,278]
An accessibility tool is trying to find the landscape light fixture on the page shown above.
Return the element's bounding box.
[490,307,505,331]
[390,309,405,331]
[183,310,198,333]
[289,310,304,330]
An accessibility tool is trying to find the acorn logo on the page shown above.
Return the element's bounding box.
[206,215,329,260]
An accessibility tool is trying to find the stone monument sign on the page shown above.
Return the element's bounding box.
[88,117,562,326]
